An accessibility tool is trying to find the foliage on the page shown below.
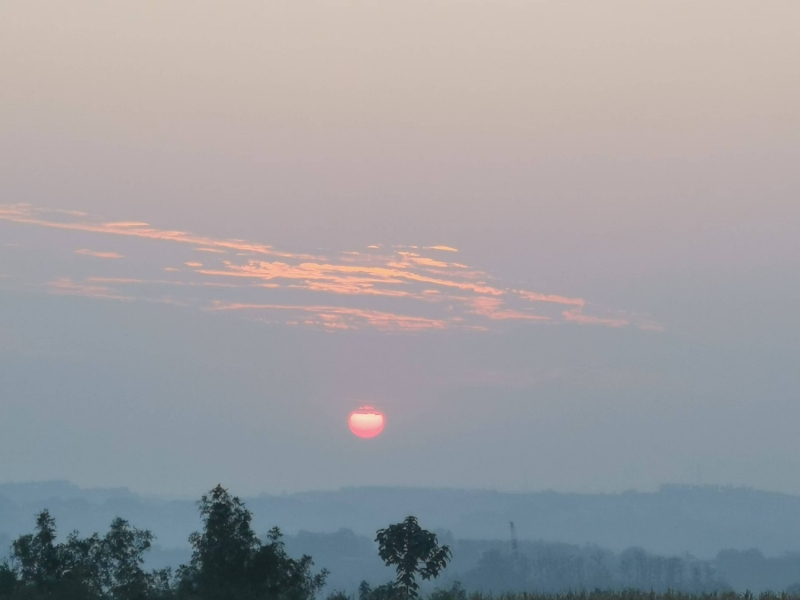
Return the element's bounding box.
[1,509,165,599]
[376,517,451,599]
[430,592,800,600]
[3,488,793,600]
[454,541,729,595]
[429,582,467,600]
[359,580,398,600]
[175,484,327,600]
[0,485,327,600]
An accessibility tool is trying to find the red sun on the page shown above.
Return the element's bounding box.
[348,406,386,439]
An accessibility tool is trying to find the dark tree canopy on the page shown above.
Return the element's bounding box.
[176,484,327,600]
[0,485,326,600]
[376,516,451,599]
[2,510,161,600]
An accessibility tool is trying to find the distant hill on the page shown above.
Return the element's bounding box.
[1,482,800,559]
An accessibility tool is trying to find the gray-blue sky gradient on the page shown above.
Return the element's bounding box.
[0,1,798,496]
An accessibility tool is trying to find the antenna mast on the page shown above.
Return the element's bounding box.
[509,521,519,559]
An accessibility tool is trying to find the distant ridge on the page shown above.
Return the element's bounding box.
[2,482,800,557]
[0,480,138,504]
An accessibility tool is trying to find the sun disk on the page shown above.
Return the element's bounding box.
[348,406,385,439]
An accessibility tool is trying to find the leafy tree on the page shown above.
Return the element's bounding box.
[98,518,158,600]
[12,510,62,591]
[428,582,467,600]
[358,580,396,600]
[250,527,328,600]
[358,581,372,600]
[9,509,99,598]
[5,510,164,600]
[0,486,327,600]
[177,484,327,600]
[178,484,260,598]
[375,517,451,599]
[0,563,17,598]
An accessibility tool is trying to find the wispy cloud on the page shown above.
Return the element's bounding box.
[104,221,150,228]
[467,297,549,321]
[561,308,629,328]
[47,278,133,301]
[87,276,239,289]
[209,303,448,332]
[0,203,658,333]
[517,290,585,307]
[0,204,320,260]
[75,249,124,259]
[638,322,666,332]
[199,260,505,297]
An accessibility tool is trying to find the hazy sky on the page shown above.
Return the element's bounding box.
[1,1,799,497]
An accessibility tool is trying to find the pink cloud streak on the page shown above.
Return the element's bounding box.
[209,302,448,332]
[74,249,124,259]
[0,203,657,333]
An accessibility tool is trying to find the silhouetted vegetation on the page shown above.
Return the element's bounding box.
[0,485,326,600]
[3,485,800,600]
[0,508,166,599]
[174,485,327,600]
[455,544,725,594]
[375,516,451,599]
[366,592,800,600]
[285,532,734,596]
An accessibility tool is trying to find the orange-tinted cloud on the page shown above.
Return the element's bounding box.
[209,302,448,332]
[408,257,449,268]
[517,290,586,307]
[200,260,505,297]
[47,278,133,301]
[104,221,150,228]
[84,277,241,291]
[293,281,413,298]
[468,297,550,321]
[562,308,628,327]
[0,203,654,333]
[0,204,319,259]
[75,249,124,259]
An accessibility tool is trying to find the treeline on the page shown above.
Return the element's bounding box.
[284,533,732,595]
[2,485,798,600]
[6,483,800,558]
[397,592,800,600]
[0,485,327,599]
[0,486,454,600]
[456,544,724,594]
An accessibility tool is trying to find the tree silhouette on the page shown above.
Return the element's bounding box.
[375,516,451,599]
[177,484,327,600]
[11,509,61,590]
[179,484,260,597]
[5,510,161,599]
[99,518,156,600]
[0,486,328,600]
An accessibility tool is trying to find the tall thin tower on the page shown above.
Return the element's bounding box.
[509,521,519,560]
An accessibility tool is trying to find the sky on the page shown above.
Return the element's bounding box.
[0,1,799,497]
